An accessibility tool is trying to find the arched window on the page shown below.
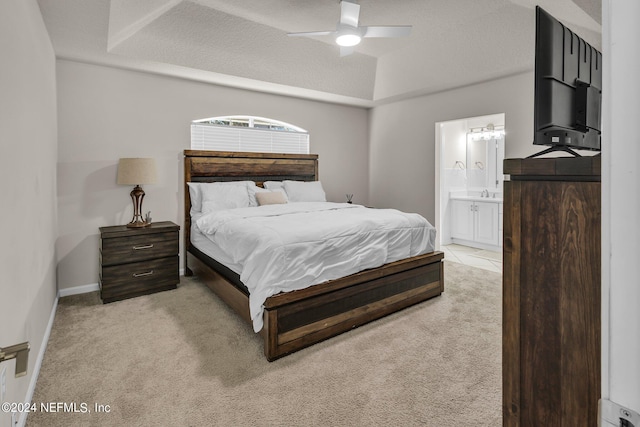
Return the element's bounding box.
[191,116,309,154]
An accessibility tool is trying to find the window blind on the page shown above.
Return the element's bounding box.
[191,123,309,154]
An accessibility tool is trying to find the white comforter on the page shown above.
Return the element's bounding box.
[195,202,436,332]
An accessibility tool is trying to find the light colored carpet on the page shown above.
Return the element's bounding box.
[27,261,502,426]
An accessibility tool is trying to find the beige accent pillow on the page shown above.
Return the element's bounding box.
[256,191,287,206]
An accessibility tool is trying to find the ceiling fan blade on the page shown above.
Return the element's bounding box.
[340,1,360,28]
[340,46,355,57]
[362,26,412,38]
[287,30,335,37]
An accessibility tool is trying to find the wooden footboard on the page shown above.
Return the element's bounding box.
[261,251,444,360]
[188,249,444,361]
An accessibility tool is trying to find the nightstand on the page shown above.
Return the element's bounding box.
[99,221,180,303]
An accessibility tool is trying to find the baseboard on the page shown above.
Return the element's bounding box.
[19,295,59,427]
[58,283,100,297]
[450,238,502,253]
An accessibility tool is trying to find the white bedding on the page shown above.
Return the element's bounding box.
[194,202,436,332]
[191,214,243,275]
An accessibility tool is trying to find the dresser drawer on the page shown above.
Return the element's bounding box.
[101,231,178,266]
[100,256,180,297]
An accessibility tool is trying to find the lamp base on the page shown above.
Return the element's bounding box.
[126,219,150,228]
[126,185,150,228]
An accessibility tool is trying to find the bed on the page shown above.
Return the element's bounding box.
[184,150,445,361]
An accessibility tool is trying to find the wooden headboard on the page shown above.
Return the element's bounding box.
[183,150,319,265]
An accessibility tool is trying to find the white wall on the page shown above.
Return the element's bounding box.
[369,72,535,224]
[441,120,468,173]
[601,0,640,416]
[0,0,58,423]
[55,60,370,290]
[438,120,468,245]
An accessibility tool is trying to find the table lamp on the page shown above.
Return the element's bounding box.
[116,158,157,228]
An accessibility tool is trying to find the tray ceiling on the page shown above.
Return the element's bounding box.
[37,0,601,106]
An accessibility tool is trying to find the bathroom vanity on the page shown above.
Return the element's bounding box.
[449,192,503,251]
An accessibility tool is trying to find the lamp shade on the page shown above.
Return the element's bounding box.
[116,158,157,185]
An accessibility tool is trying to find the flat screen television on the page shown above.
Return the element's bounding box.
[532,6,602,157]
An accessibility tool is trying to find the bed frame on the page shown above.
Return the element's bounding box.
[184,150,444,361]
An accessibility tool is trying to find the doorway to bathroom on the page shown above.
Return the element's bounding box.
[435,113,505,272]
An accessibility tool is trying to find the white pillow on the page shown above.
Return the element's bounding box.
[263,181,284,190]
[283,180,326,203]
[189,181,252,214]
[187,182,203,215]
[201,184,251,213]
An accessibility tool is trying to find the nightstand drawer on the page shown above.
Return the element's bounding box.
[101,231,178,266]
[100,255,179,292]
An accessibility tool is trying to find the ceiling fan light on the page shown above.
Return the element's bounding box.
[336,33,361,47]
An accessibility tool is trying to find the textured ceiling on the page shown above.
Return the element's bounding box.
[37,0,602,106]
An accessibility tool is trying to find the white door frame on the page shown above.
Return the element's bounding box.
[601,0,640,421]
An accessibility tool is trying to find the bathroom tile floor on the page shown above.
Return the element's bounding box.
[441,244,503,274]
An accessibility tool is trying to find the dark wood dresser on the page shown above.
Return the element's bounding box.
[99,221,180,303]
[502,156,601,426]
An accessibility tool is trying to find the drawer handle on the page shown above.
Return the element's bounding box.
[133,244,154,250]
[133,270,154,278]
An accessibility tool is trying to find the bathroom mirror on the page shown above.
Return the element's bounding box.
[466,138,487,188]
[466,133,505,190]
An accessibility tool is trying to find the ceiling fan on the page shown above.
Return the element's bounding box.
[287,0,412,57]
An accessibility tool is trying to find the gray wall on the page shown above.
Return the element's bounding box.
[0,0,58,421]
[368,72,536,224]
[56,60,370,290]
